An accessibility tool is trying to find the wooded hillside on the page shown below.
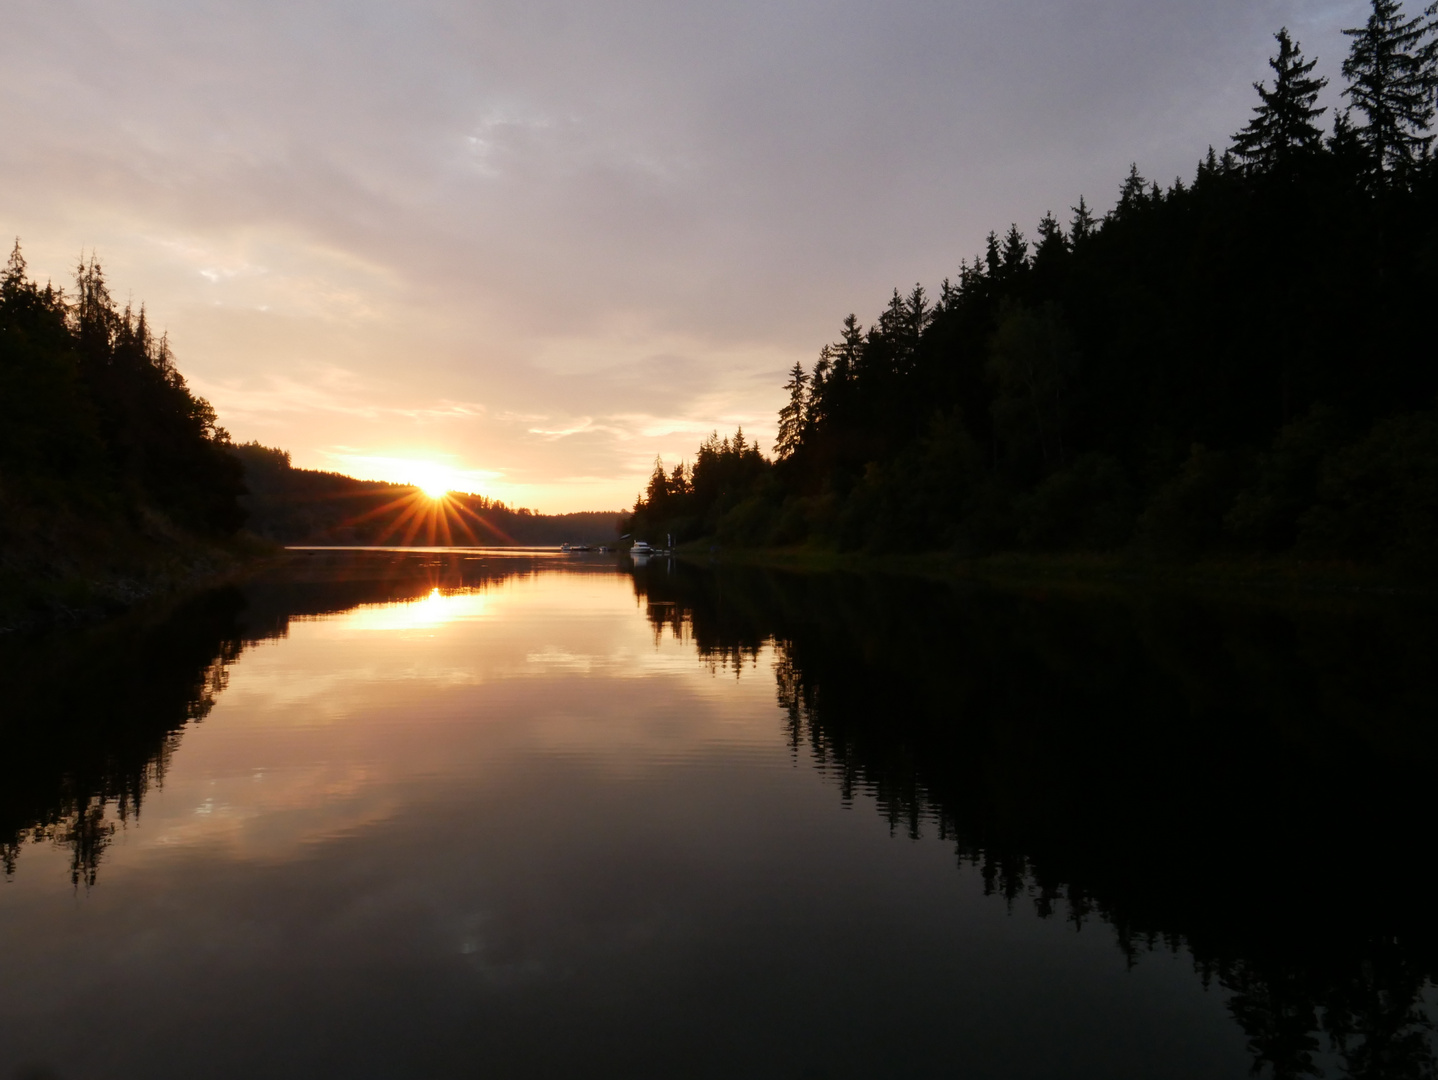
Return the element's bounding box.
[0,245,245,624]
[232,442,621,547]
[626,3,1438,566]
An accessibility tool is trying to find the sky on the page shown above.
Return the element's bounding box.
[0,0,1371,513]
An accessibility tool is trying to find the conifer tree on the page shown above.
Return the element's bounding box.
[3,239,27,298]
[904,284,931,342]
[1069,197,1097,244]
[807,345,832,427]
[1420,3,1438,131]
[1195,146,1220,184]
[1035,212,1066,261]
[1341,0,1434,174]
[879,288,908,338]
[984,232,1002,277]
[775,362,808,459]
[1232,29,1329,172]
[833,315,863,380]
[645,456,670,511]
[1116,164,1148,215]
[73,254,115,352]
[1000,225,1029,276]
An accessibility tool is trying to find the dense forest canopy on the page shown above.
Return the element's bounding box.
[0,242,245,604]
[626,1,1438,565]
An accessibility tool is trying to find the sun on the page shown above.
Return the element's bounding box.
[409,462,460,500]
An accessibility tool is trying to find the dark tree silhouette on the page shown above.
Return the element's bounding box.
[775,362,808,459]
[1232,29,1329,172]
[2,243,247,625]
[1342,0,1435,174]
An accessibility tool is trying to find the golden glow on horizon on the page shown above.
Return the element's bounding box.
[318,454,501,501]
[407,461,464,501]
[345,476,518,547]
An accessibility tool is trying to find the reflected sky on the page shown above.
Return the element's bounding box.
[88,575,780,868]
[4,556,1410,1079]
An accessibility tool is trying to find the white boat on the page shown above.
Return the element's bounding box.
[630,541,654,556]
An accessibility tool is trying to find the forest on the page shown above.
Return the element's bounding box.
[626,0,1438,566]
[0,244,245,623]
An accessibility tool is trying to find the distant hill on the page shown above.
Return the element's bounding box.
[231,443,622,547]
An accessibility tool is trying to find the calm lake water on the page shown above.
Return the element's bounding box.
[2,550,1435,1080]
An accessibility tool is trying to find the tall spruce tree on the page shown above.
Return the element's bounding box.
[834,314,863,380]
[1342,0,1434,174]
[1232,29,1328,171]
[984,232,1002,277]
[1069,197,1097,244]
[644,456,670,513]
[1000,225,1029,276]
[1035,212,1066,258]
[806,345,832,428]
[1425,3,1438,106]
[1115,164,1148,216]
[775,362,808,459]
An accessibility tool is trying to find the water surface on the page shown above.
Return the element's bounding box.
[2,551,1434,1079]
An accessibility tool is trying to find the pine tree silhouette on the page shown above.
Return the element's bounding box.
[775,362,809,459]
[1232,29,1328,172]
[1342,0,1434,174]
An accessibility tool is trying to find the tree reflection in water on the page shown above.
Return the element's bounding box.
[0,551,577,886]
[632,561,1437,1080]
[0,591,244,886]
[4,553,1434,1078]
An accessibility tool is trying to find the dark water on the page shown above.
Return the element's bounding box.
[2,550,1435,1080]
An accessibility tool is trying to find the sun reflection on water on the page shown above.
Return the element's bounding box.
[341,587,489,632]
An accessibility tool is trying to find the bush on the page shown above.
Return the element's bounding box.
[1226,406,1344,552]
[1016,453,1136,551]
[1299,407,1438,564]
[1138,445,1245,556]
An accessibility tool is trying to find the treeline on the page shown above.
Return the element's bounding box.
[232,442,621,546]
[0,244,245,621]
[627,1,1438,565]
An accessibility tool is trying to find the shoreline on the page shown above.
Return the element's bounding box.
[0,533,280,635]
[8,538,1431,634]
[681,544,1436,601]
